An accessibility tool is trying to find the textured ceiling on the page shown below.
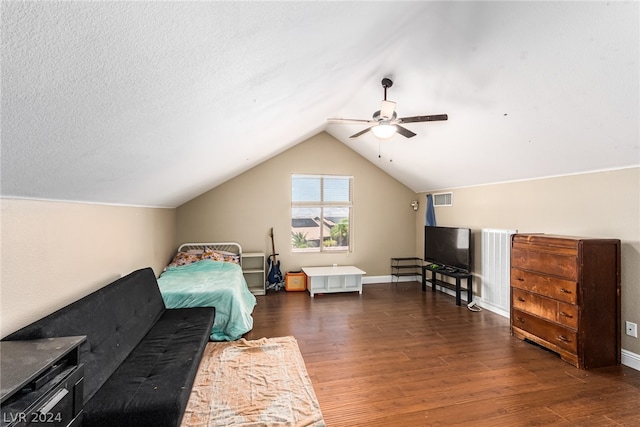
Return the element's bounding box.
[2,1,638,208]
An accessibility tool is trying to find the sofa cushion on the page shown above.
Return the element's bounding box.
[4,267,166,403]
[82,307,216,427]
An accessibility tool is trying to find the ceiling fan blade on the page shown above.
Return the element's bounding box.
[398,114,448,123]
[328,118,377,125]
[395,125,417,138]
[380,100,396,119]
[350,127,373,138]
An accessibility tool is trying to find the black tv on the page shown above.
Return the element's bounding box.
[424,226,472,272]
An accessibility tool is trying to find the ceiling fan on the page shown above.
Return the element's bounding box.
[327,78,447,139]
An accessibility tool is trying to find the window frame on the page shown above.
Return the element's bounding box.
[291,174,353,253]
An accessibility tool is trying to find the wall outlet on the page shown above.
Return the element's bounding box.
[626,321,638,338]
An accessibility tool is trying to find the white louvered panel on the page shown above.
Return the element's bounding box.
[481,229,517,317]
[433,192,452,206]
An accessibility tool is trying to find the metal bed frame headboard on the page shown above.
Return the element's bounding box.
[176,242,243,265]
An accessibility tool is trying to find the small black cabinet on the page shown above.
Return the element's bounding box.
[1,336,85,427]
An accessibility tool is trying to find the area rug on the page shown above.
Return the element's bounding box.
[181,336,325,427]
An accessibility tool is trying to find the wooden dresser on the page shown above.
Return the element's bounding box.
[510,234,621,369]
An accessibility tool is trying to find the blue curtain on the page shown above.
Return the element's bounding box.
[425,194,437,226]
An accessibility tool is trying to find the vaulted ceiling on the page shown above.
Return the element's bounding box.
[2,1,638,208]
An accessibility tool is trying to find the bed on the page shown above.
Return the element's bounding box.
[157,242,257,341]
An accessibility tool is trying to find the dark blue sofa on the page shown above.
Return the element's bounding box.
[3,267,216,427]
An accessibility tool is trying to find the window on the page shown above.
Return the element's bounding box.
[291,174,353,252]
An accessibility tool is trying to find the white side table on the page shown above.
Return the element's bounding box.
[301,266,366,297]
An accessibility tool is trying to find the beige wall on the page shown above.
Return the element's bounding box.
[0,199,176,338]
[415,167,640,355]
[176,132,418,276]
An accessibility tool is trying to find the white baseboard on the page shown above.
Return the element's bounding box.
[362,275,418,284]
[622,349,640,371]
[476,298,510,318]
[363,276,470,302]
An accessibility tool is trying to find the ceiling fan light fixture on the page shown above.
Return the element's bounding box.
[328,78,448,139]
[372,123,397,139]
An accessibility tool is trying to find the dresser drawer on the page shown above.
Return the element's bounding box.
[512,288,578,329]
[511,247,578,280]
[511,268,577,304]
[512,309,578,354]
[512,288,555,321]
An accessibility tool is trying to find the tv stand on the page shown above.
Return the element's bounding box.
[422,265,472,306]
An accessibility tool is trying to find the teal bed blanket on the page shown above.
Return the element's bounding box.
[157,260,257,341]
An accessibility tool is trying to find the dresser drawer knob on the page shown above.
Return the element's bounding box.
[557,335,572,343]
[560,312,573,318]
[517,296,526,302]
[515,317,525,323]
[559,288,572,294]
[516,277,525,281]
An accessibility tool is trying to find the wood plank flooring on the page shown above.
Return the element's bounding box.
[244,282,640,426]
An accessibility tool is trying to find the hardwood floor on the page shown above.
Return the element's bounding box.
[245,282,640,426]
